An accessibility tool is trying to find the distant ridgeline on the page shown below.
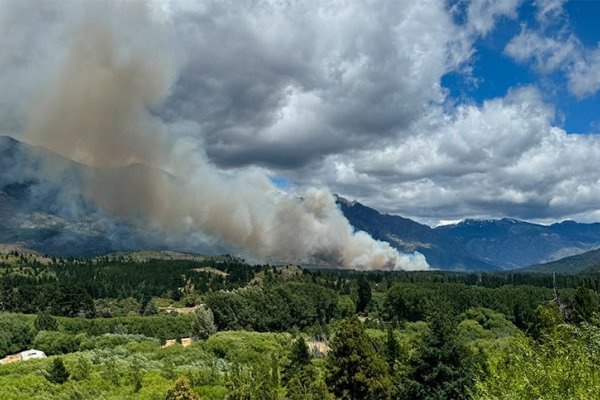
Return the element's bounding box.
[337,195,600,271]
[3,135,600,272]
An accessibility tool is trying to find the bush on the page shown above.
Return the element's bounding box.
[165,377,202,400]
[79,333,156,351]
[33,331,83,355]
[0,313,33,357]
[34,312,58,331]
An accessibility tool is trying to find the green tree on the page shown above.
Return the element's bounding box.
[334,295,355,319]
[404,313,474,400]
[384,325,400,374]
[326,316,393,399]
[43,357,70,384]
[573,286,596,323]
[356,277,372,313]
[33,331,81,355]
[287,366,334,400]
[0,313,33,358]
[284,337,311,382]
[34,311,58,331]
[165,377,202,400]
[191,306,217,340]
[141,300,159,316]
[529,301,563,342]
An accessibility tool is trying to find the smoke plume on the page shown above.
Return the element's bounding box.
[7,1,428,270]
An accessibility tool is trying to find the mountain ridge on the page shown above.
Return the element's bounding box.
[4,135,600,271]
[337,195,600,271]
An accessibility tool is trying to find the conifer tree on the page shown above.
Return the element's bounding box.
[283,336,311,382]
[44,357,70,384]
[326,316,393,399]
[384,325,400,374]
[356,277,372,313]
[404,313,473,400]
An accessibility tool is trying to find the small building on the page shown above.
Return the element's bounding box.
[161,338,194,349]
[20,349,47,361]
[1,349,47,365]
[161,339,177,348]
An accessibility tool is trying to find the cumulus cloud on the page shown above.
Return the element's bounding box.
[312,86,600,224]
[163,0,473,169]
[567,47,600,98]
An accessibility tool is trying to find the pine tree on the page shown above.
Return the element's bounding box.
[384,325,400,374]
[404,313,473,400]
[191,306,217,340]
[44,357,70,384]
[356,277,372,313]
[573,286,596,323]
[326,316,393,399]
[284,337,311,382]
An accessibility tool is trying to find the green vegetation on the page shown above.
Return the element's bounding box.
[326,315,392,399]
[2,251,600,398]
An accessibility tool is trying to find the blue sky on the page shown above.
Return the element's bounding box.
[444,0,600,134]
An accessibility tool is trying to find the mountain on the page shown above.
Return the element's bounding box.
[336,197,499,271]
[0,135,170,257]
[437,218,600,269]
[4,134,600,271]
[520,248,600,274]
[338,196,600,271]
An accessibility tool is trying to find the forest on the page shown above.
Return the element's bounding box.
[1,251,600,399]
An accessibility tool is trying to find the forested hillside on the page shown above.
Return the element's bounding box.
[2,252,600,399]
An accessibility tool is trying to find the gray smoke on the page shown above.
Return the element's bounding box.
[3,1,428,270]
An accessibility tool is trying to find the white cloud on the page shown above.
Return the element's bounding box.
[504,0,600,98]
[163,0,474,168]
[466,0,522,36]
[4,0,600,234]
[303,86,600,224]
[505,28,578,73]
[567,46,600,98]
[534,0,567,25]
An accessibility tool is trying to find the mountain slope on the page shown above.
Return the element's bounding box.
[338,196,600,271]
[5,134,600,271]
[0,135,167,256]
[436,219,600,269]
[336,196,498,271]
[519,248,600,274]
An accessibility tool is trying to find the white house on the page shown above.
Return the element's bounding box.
[1,349,47,365]
[19,349,47,361]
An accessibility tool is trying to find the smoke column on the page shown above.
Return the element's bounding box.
[12,2,429,270]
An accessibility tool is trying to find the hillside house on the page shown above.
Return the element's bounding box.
[0,349,47,365]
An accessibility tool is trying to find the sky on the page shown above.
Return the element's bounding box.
[1,0,600,228]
